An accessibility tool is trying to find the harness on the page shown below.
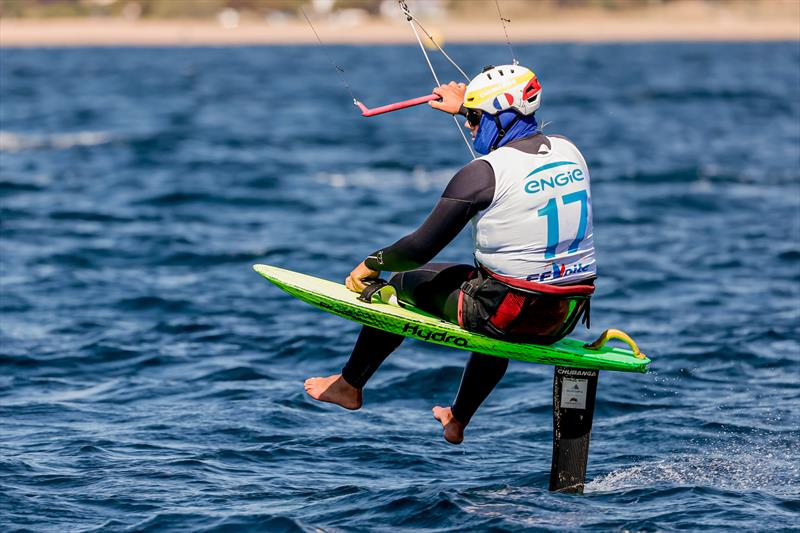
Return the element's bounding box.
[458,264,595,344]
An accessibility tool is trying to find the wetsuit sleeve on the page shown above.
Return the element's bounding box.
[364,160,495,272]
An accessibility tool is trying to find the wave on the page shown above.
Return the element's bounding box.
[191,366,272,382]
[133,191,316,210]
[122,512,308,533]
[0,130,117,152]
[314,167,453,193]
[586,436,800,495]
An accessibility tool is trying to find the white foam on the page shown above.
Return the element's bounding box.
[0,130,115,152]
[586,438,800,495]
[314,167,452,193]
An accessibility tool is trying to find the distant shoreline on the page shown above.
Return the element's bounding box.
[1,12,798,47]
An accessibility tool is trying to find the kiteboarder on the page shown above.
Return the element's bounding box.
[305,65,597,444]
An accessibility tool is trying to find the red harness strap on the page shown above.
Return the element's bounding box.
[457,289,465,328]
[480,265,596,296]
[489,291,528,330]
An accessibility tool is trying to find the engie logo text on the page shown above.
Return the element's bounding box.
[523,161,584,195]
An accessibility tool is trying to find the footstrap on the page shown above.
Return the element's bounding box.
[357,279,393,303]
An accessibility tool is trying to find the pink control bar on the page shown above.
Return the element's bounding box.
[355,93,439,117]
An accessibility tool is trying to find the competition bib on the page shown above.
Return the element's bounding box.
[472,136,596,284]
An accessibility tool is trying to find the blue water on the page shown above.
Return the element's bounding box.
[1,42,799,531]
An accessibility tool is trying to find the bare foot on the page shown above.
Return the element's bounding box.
[432,406,465,445]
[304,374,362,410]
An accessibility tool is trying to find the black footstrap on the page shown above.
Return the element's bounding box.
[357,279,390,303]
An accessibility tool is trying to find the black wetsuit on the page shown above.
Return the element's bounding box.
[341,135,563,425]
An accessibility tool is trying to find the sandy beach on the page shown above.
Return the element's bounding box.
[1,1,798,46]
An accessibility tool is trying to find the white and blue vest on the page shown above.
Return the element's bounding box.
[472,136,596,284]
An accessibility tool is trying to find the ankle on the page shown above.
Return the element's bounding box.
[337,374,358,391]
[338,373,362,392]
[449,408,467,428]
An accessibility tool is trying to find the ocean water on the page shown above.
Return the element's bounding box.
[1,42,799,531]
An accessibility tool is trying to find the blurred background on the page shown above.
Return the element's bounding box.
[1,0,798,20]
[1,0,798,45]
[1,0,799,531]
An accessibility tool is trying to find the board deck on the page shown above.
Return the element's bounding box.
[254,264,650,373]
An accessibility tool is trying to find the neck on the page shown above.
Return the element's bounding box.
[473,111,540,155]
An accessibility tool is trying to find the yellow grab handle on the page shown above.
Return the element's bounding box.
[584,329,646,360]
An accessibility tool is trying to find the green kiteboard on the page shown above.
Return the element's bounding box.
[254,264,650,373]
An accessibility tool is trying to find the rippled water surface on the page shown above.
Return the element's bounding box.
[1,43,799,531]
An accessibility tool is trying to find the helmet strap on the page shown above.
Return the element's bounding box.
[490,112,520,152]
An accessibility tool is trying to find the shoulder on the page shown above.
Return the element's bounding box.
[547,134,575,143]
[547,134,579,150]
[547,135,588,166]
[442,159,495,201]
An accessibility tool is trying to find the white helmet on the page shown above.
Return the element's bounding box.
[463,64,542,116]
